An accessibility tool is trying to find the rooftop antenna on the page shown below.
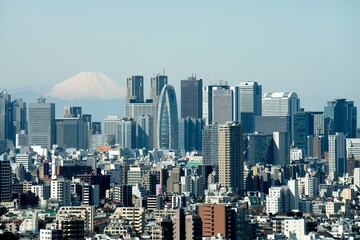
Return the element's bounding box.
[163,69,165,75]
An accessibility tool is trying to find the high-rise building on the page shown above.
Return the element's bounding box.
[0,90,11,141]
[262,92,300,143]
[64,106,82,118]
[202,124,218,166]
[328,132,346,180]
[55,118,87,149]
[181,76,203,118]
[178,117,204,152]
[126,101,158,147]
[266,186,290,214]
[273,132,290,166]
[28,97,55,148]
[244,132,273,166]
[202,82,229,125]
[324,99,357,149]
[255,116,290,135]
[218,121,243,194]
[11,98,27,143]
[212,88,233,125]
[240,81,262,133]
[307,135,324,159]
[136,114,153,149]
[230,86,240,122]
[0,154,11,202]
[116,118,136,149]
[354,168,360,188]
[104,115,121,143]
[157,84,178,149]
[127,75,144,103]
[151,74,168,105]
[39,229,63,240]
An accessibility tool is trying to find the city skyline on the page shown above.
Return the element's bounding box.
[0,1,359,116]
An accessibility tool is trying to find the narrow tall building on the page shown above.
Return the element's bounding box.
[28,97,55,148]
[181,76,202,118]
[218,121,243,194]
[0,154,12,202]
[328,132,346,180]
[157,84,178,149]
[151,74,168,105]
[202,124,219,166]
[127,75,144,103]
[0,90,11,141]
[11,98,27,143]
[239,81,262,133]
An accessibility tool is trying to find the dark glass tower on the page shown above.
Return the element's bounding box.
[181,76,202,118]
[324,99,357,150]
[126,75,144,103]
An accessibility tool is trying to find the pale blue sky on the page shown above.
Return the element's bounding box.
[1,1,359,113]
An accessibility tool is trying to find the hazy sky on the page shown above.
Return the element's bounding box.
[1,1,359,113]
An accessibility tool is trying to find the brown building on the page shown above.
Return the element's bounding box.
[198,204,233,239]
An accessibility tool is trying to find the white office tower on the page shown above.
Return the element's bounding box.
[262,92,300,143]
[51,177,71,206]
[282,218,306,240]
[28,97,55,149]
[328,132,346,180]
[354,168,360,188]
[287,180,299,211]
[104,115,121,136]
[266,186,290,215]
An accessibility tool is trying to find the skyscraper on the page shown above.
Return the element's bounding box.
[239,81,262,133]
[328,132,346,180]
[181,76,202,118]
[212,88,233,125]
[157,84,178,149]
[262,92,300,143]
[55,117,87,149]
[116,118,136,149]
[324,99,357,150]
[202,82,229,125]
[136,114,153,149]
[125,101,158,147]
[218,121,243,194]
[202,124,219,166]
[151,74,168,105]
[127,75,144,103]
[178,117,204,152]
[0,90,11,141]
[11,98,27,143]
[28,97,55,149]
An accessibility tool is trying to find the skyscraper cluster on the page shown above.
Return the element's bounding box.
[0,74,359,240]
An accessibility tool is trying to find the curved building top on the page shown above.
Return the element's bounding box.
[263,92,298,99]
